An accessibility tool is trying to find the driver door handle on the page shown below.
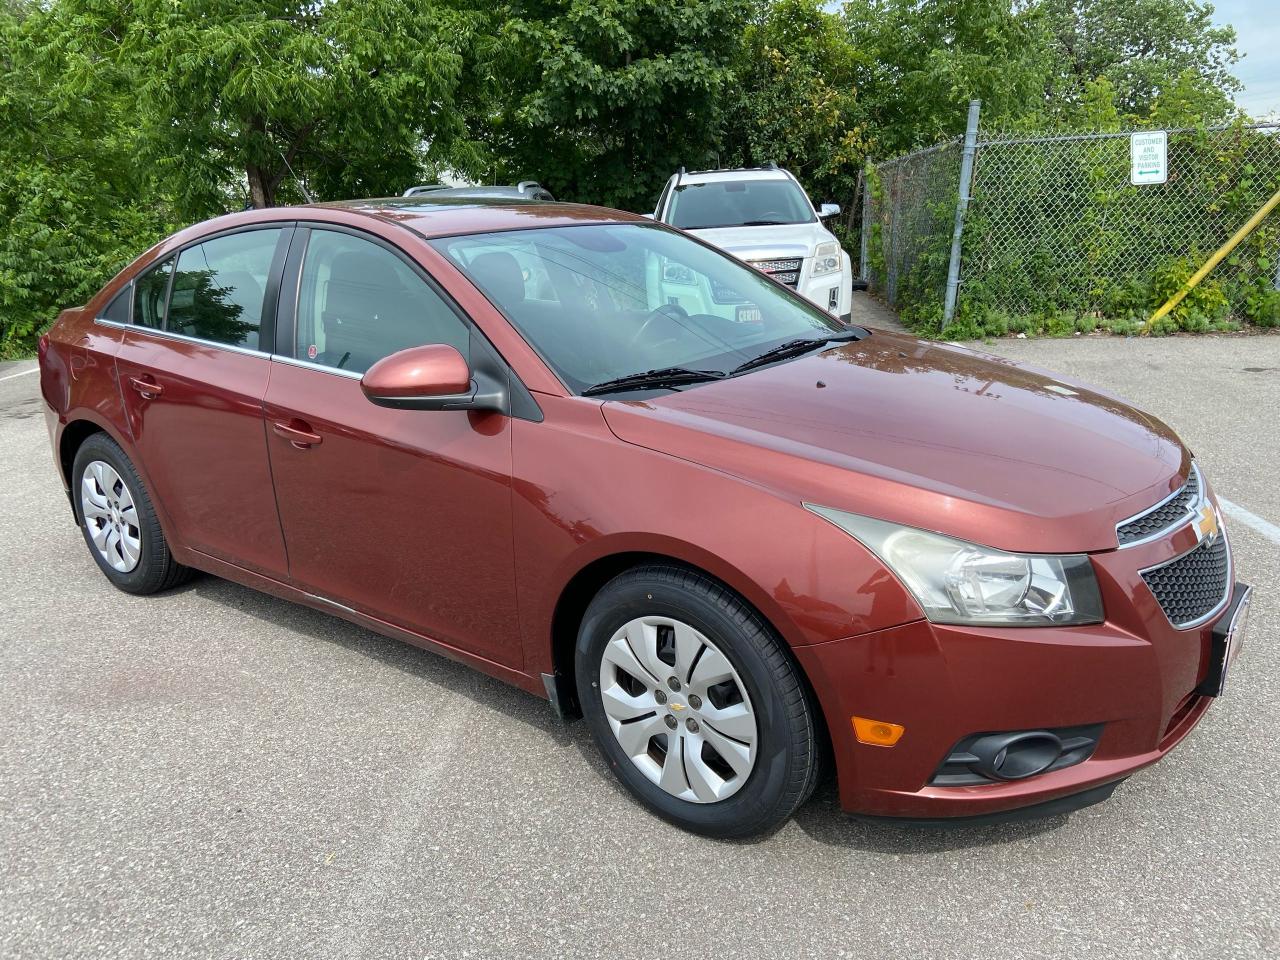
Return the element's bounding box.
[272,419,323,449]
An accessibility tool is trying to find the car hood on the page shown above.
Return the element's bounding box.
[687,222,831,260]
[600,330,1188,554]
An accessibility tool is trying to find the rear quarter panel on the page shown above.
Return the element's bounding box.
[39,304,129,491]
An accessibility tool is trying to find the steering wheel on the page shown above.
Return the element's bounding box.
[629,303,689,349]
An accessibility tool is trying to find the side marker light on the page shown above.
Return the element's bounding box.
[852,716,905,747]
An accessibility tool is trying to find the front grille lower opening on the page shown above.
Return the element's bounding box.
[1141,534,1229,628]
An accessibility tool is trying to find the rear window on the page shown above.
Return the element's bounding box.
[667,179,815,230]
[167,229,283,349]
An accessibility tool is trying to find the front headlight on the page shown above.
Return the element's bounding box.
[811,242,842,277]
[805,505,1104,626]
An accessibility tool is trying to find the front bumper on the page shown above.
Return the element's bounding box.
[795,534,1248,820]
[794,253,853,318]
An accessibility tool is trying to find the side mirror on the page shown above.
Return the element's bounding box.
[819,203,841,219]
[361,344,503,412]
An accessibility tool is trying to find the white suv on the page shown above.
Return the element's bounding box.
[651,165,852,320]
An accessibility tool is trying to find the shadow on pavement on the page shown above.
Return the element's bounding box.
[181,571,1068,852]
[182,569,627,789]
[790,780,1068,852]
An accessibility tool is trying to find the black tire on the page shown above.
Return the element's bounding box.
[575,564,820,839]
[71,432,192,595]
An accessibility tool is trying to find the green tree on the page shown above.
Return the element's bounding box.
[1036,0,1241,123]
[0,2,166,357]
[721,0,868,209]
[843,0,1053,153]
[491,0,751,211]
[66,0,493,220]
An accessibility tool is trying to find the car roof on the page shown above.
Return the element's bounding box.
[675,168,792,186]
[193,197,647,241]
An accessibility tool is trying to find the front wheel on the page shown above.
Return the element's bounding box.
[576,565,820,838]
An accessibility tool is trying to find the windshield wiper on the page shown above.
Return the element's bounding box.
[582,367,726,397]
[730,332,861,375]
[739,219,791,226]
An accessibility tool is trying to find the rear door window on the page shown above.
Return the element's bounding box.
[101,285,132,324]
[168,229,284,349]
[132,257,173,329]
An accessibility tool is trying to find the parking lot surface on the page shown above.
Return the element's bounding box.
[1,328,1278,959]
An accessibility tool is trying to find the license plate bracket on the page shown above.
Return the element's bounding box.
[1196,582,1252,698]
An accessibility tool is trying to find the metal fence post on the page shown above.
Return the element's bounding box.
[888,165,901,306]
[859,161,872,283]
[942,99,981,327]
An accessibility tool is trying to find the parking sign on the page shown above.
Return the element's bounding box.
[1131,131,1168,185]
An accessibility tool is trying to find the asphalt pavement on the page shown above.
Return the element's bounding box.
[1,329,1278,960]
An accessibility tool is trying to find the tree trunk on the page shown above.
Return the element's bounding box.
[246,163,274,208]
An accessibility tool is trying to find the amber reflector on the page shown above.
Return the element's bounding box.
[852,716,905,747]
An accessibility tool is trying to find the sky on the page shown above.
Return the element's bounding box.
[1209,0,1280,118]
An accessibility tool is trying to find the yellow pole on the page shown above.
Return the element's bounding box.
[1142,184,1280,334]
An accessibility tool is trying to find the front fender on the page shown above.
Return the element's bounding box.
[512,396,924,677]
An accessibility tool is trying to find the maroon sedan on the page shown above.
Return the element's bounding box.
[39,198,1252,837]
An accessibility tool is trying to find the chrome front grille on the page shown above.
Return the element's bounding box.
[1141,534,1230,628]
[748,257,802,289]
[1117,463,1202,547]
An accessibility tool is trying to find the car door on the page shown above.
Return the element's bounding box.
[262,225,522,668]
[113,225,292,577]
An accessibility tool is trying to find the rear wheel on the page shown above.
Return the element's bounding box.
[72,433,191,595]
[576,564,820,838]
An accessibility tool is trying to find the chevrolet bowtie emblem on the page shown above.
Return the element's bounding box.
[1195,504,1219,544]
[669,702,686,711]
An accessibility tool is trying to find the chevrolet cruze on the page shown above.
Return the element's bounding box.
[38,198,1252,837]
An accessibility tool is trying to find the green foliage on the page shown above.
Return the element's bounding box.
[843,0,1053,153]
[0,0,1265,354]
[1038,0,1241,124]
[113,0,490,217]
[0,3,170,357]
[719,0,868,215]
[492,0,752,211]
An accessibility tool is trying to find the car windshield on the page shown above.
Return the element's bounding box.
[431,223,853,394]
[667,178,816,230]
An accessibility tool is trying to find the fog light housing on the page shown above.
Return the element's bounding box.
[930,724,1104,785]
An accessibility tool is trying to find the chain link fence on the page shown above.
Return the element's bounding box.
[863,139,960,309]
[862,121,1280,334]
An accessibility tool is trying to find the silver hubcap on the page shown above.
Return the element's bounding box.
[598,616,757,803]
[80,460,141,573]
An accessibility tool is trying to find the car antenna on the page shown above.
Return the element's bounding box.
[277,146,315,203]
[675,166,685,192]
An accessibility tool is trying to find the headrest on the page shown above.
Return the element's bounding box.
[468,251,526,306]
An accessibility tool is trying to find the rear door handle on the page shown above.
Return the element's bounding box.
[272,419,323,449]
[129,376,163,399]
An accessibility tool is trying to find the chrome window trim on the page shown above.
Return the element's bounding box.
[268,353,363,380]
[94,317,364,381]
[93,317,269,359]
[1115,462,1203,550]
[1138,523,1232,630]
